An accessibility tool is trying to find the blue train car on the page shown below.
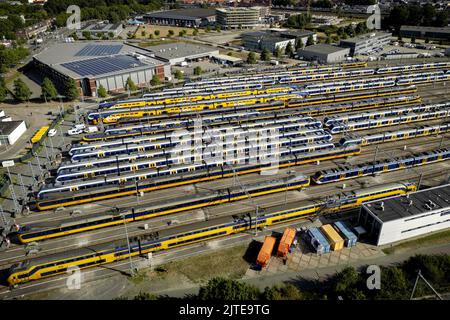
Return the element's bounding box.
[333,221,357,248]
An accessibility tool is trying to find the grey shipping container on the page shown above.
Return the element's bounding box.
[333,221,357,247]
[307,227,331,254]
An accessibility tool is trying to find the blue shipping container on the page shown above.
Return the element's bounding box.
[308,228,331,254]
[333,221,357,247]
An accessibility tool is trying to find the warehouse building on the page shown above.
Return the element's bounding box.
[148,43,219,65]
[216,7,260,29]
[339,31,391,56]
[298,44,350,63]
[143,9,216,27]
[400,26,450,41]
[33,42,171,97]
[242,29,316,51]
[77,21,124,39]
[0,111,27,146]
[359,184,450,246]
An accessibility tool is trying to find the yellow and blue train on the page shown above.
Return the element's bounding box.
[8,182,416,285]
[19,174,310,243]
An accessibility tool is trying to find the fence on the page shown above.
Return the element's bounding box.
[0,107,72,197]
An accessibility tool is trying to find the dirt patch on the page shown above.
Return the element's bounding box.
[157,244,250,283]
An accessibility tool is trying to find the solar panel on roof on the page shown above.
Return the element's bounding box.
[75,44,123,57]
[61,55,146,77]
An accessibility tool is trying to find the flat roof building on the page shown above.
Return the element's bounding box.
[147,42,219,65]
[78,21,124,39]
[33,42,170,97]
[339,31,391,56]
[242,29,316,51]
[143,9,216,27]
[216,7,260,30]
[360,184,450,246]
[400,25,450,41]
[298,44,350,63]
[0,114,27,146]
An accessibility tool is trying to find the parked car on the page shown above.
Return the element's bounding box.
[47,129,57,137]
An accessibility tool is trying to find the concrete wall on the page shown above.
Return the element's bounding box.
[8,121,27,145]
[377,208,450,246]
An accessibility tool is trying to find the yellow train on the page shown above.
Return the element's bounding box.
[102,87,292,110]
[88,86,418,125]
[7,182,416,285]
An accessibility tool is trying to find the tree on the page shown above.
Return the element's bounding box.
[274,46,283,58]
[325,36,332,44]
[215,25,221,32]
[193,66,202,76]
[41,77,58,102]
[285,42,294,57]
[411,36,416,44]
[154,30,160,36]
[261,48,271,61]
[374,267,410,300]
[198,278,259,300]
[141,30,146,37]
[0,77,7,102]
[133,291,158,300]
[82,31,92,40]
[193,29,199,36]
[168,30,174,37]
[174,69,184,80]
[424,38,429,44]
[150,74,161,86]
[97,84,107,98]
[125,77,137,91]
[205,26,211,33]
[261,284,303,300]
[13,78,31,102]
[306,35,315,46]
[65,78,79,101]
[247,51,257,64]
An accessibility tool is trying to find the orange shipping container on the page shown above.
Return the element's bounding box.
[320,224,345,251]
[256,236,276,268]
[277,228,296,257]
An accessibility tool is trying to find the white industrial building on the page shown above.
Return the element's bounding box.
[0,111,27,146]
[360,184,450,246]
[148,43,219,66]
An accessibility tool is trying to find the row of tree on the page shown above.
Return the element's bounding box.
[0,45,29,74]
[384,3,449,32]
[119,254,450,300]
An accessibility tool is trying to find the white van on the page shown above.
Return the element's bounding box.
[84,126,98,133]
[67,128,83,136]
[73,123,86,130]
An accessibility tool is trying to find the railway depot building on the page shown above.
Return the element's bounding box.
[0,111,27,146]
[399,26,450,41]
[298,44,350,63]
[33,42,170,97]
[359,184,450,246]
[339,31,391,56]
[143,9,216,27]
[147,42,219,65]
[242,29,316,52]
